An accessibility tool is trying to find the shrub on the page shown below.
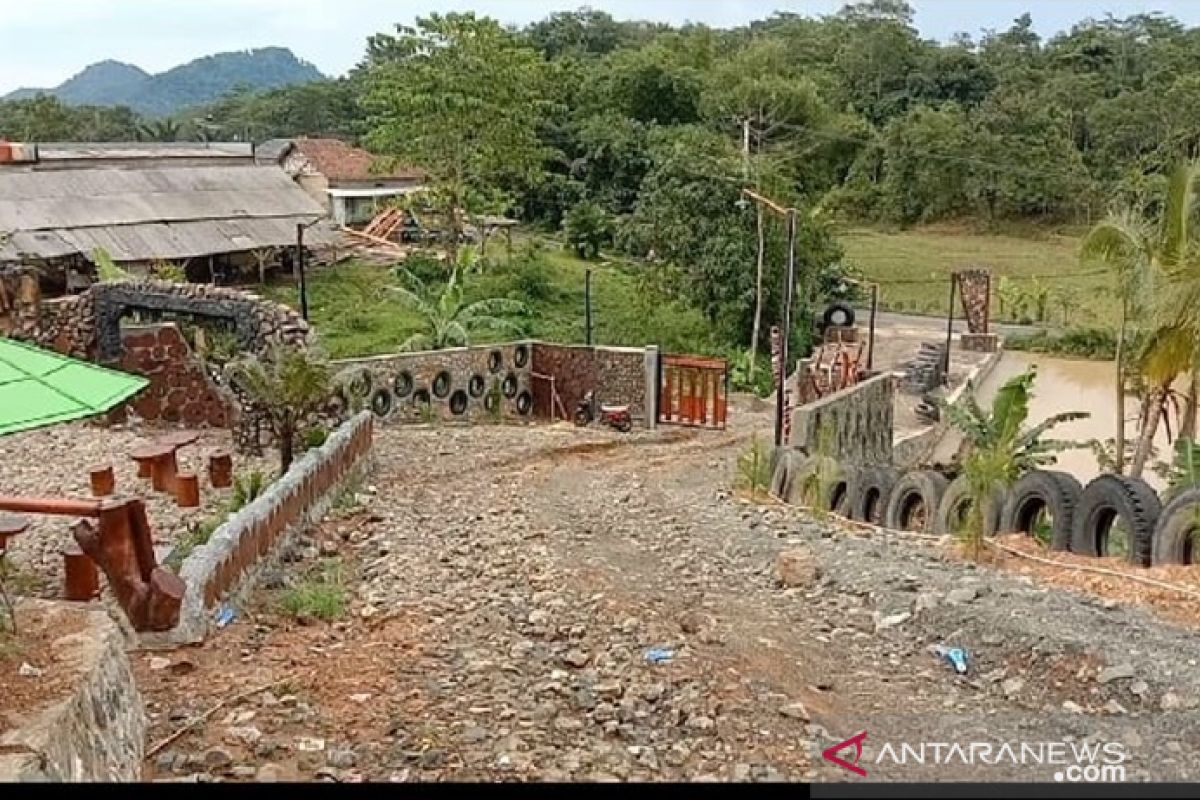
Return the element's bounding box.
[563,200,612,259]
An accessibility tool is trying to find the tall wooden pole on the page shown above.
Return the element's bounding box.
[775,209,797,449]
[584,269,593,346]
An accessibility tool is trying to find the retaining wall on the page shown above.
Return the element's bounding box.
[0,600,145,782]
[152,411,374,645]
[789,372,895,465]
[114,323,236,427]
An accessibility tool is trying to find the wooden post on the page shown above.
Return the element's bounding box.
[62,532,100,602]
[209,451,233,489]
[174,473,200,508]
[89,464,115,497]
[150,450,178,494]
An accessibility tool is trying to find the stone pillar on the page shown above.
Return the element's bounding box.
[643,345,659,429]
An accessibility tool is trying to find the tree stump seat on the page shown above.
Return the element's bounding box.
[131,444,178,494]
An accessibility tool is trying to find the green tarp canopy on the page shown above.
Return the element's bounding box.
[0,337,149,437]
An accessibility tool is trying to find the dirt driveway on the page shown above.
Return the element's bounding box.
[138,403,1200,784]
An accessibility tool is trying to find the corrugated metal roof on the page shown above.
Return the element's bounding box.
[0,164,328,262]
[35,142,255,161]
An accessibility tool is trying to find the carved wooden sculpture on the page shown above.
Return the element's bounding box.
[0,495,185,632]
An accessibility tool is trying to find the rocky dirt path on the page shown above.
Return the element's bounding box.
[138,407,1200,783]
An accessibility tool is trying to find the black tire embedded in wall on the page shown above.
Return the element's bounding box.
[822,302,856,329]
[1070,474,1161,566]
[433,370,452,399]
[823,463,859,516]
[998,470,1081,551]
[1152,487,1200,565]
[884,470,949,533]
[449,390,468,416]
[516,390,533,416]
[488,350,503,373]
[348,369,373,400]
[847,466,899,525]
[394,371,414,399]
[468,374,486,398]
[326,385,349,419]
[514,344,530,368]
[934,475,1005,537]
[502,373,519,399]
[370,388,393,418]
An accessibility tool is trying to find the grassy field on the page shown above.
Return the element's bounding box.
[262,237,715,360]
[839,225,1116,327]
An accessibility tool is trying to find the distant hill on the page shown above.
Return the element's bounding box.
[3,47,324,116]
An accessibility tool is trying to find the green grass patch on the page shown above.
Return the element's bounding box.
[263,236,716,359]
[278,558,347,622]
[1006,327,1118,360]
[839,225,1114,325]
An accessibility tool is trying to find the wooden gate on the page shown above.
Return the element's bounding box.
[658,354,729,429]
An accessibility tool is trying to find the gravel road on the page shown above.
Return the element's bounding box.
[137,402,1200,784]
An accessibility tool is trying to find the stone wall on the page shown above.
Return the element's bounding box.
[530,343,651,423]
[0,600,145,782]
[331,344,535,424]
[114,323,236,427]
[789,372,894,466]
[155,412,374,645]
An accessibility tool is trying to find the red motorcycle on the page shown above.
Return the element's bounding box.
[574,391,633,433]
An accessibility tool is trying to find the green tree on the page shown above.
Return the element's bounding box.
[225,346,332,474]
[563,200,612,259]
[363,13,550,258]
[391,262,528,351]
[1084,161,1200,477]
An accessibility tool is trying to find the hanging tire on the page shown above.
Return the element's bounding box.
[998,470,1081,552]
[1070,475,1161,566]
[1152,487,1200,565]
[934,475,1005,537]
[884,470,949,533]
[822,302,856,329]
[847,466,899,525]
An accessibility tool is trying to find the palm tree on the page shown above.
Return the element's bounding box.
[1083,162,1200,477]
[225,345,332,474]
[136,119,182,142]
[391,263,527,351]
[942,367,1087,558]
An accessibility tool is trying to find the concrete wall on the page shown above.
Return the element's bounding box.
[0,600,145,782]
[789,372,894,466]
[153,412,374,645]
[332,343,535,424]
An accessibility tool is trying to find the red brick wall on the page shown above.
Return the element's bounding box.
[116,323,235,427]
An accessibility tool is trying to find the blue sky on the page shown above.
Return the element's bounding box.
[3,1,1200,93]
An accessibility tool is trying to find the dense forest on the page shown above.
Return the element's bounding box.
[3,1,1198,353]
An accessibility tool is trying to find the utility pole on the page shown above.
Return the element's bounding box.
[741,188,799,450]
[584,269,593,346]
[776,208,797,450]
[744,118,766,383]
[295,223,309,322]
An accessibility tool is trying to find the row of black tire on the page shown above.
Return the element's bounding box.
[771,450,1199,567]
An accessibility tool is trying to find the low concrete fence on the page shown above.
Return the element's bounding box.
[892,345,1004,469]
[154,412,374,644]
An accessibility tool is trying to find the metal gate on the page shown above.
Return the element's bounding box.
[657,354,729,429]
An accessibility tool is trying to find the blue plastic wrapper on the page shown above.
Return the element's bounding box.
[214,604,237,628]
[933,644,969,674]
[644,647,674,665]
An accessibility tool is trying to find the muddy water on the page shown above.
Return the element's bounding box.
[970,352,1172,491]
